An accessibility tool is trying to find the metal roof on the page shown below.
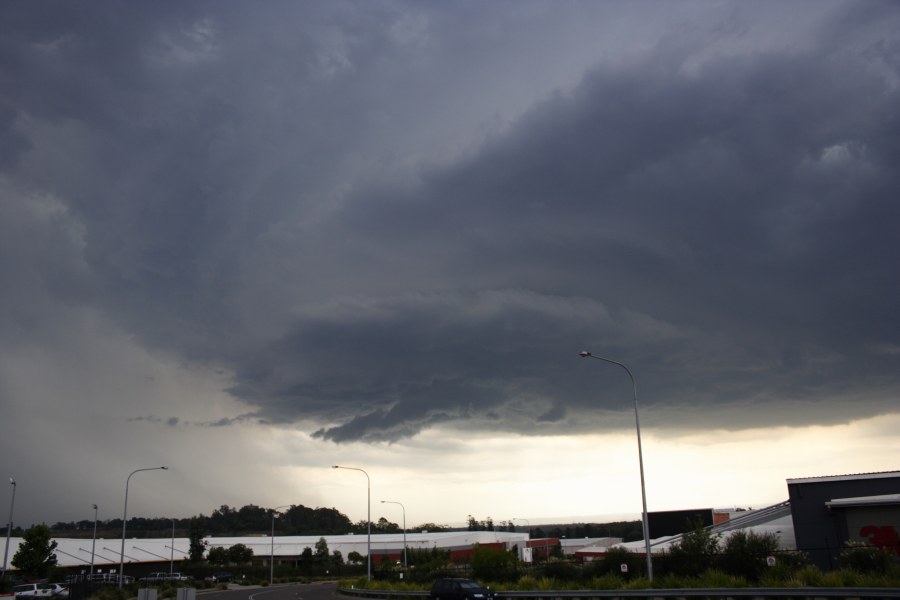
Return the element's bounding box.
[825,493,900,508]
[786,471,900,485]
[3,530,530,570]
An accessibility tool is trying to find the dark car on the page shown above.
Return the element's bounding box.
[430,578,494,600]
[206,572,232,583]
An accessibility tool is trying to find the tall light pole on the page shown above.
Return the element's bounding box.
[119,467,167,588]
[333,465,370,580]
[169,519,175,576]
[270,505,290,585]
[512,517,530,536]
[2,477,15,578]
[90,504,98,577]
[579,351,653,582]
[381,500,406,569]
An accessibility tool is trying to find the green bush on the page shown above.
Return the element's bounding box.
[585,573,624,589]
[699,568,748,588]
[87,587,129,600]
[718,530,779,582]
[653,573,691,588]
[470,544,517,581]
[542,560,579,582]
[783,564,825,587]
[663,523,721,578]
[838,540,897,574]
[591,546,643,578]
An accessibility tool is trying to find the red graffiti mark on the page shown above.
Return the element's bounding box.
[860,525,900,555]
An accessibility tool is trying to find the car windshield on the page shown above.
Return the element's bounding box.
[459,581,482,589]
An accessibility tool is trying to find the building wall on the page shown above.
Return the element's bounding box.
[841,506,900,555]
[787,472,900,570]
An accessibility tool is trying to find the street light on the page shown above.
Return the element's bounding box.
[270,505,291,585]
[333,465,371,580]
[579,351,653,581]
[511,517,530,536]
[90,504,98,577]
[169,519,175,576]
[2,477,15,579]
[381,500,407,569]
[119,467,167,588]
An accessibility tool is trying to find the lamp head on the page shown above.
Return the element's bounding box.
[332,465,340,469]
[93,504,98,510]
[8,477,14,485]
[579,351,591,357]
[161,466,168,470]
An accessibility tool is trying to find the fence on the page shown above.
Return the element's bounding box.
[337,587,900,600]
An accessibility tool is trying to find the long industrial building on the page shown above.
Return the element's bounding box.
[4,470,898,576]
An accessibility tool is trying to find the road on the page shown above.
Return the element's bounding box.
[201,582,339,600]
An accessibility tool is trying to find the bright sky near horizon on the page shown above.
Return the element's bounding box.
[1,0,898,531]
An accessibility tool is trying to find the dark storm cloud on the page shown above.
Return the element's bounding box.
[257,9,899,439]
[1,1,898,449]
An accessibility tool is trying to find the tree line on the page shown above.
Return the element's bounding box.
[466,515,644,543]
[42,503,452,539]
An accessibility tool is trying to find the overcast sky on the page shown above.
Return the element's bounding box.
[1,0,899,532]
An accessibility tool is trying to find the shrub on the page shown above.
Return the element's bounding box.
[838,540,897,574]
[87,587,129,600]
[664,523,721,577]
[758,551,809,586]
[719,530,779,582]
[700,568,748,588]
[586,573,624,589]
[592,546,643,579]
[471,544,517,581]
[653,573,691,588]
[542,560,579,582]
[786,564,825,587]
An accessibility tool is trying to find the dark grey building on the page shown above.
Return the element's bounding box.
[787,471,900,570]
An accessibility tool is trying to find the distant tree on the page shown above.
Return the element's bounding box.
[470,543,515,580]
[227,543,254,565]
[207,546,229,566]
[347,550,364,565]
[406,547,451,578]
[351,519,369,534]
[314,538,329,563]
[466,516,495,531]
[188,517,208,562]
[331,550,343,565]
[11,524,58,578]
[236,505,269,532]
[413,522,450,532]
[208,505,233,535]
[374,517,400,533]
[298,546,314,573]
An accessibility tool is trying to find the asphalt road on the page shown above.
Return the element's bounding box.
[201,582,339,600]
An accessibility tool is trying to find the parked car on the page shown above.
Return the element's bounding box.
[430,579,494,600]
[205,572,232,583]
[43,584,69,599]
[12,583,69,599]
